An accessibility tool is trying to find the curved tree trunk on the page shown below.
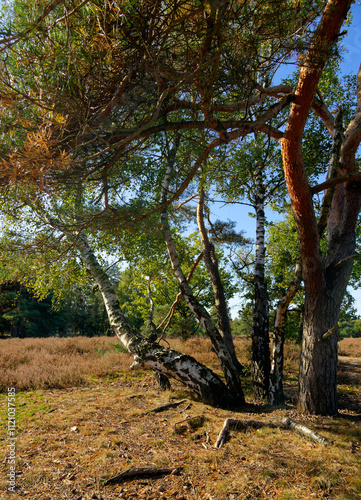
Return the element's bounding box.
[270,109,344,406]
[281,0,355,415]
[298,178,361,415]
[161,208,245,406]
[197,188,243,374]
[77,231,236,408]
[159,137,245,406]
[251,165,270,402]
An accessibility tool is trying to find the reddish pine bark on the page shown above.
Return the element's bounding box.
[281,0,354,415]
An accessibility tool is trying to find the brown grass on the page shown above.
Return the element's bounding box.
[339,337,361,357]
[0,336,132,392]
[0,335,301,395]
[0,336,360,500]
[1,335,359,395]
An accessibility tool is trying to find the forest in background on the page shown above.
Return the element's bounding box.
[1,277,361,340]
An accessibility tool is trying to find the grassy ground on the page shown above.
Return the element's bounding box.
[0,336,360,500]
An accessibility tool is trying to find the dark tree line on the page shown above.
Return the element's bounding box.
[0,281,109,338]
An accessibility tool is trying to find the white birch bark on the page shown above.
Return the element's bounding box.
[77,231,234,407]
[251,164,270,401]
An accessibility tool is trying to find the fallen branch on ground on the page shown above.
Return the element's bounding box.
[103,467,183,486]
[214,417,331,448]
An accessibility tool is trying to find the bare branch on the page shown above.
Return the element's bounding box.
[311,172,361,195]
[334,253,358,269]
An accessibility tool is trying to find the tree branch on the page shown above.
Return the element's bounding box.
[311,172,361,195]
[334,253,358,269]
[156,251,204,335]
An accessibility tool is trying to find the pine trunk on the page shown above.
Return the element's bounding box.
[299,181,360,414]
[298,292,338,415]
[280,0,353,414]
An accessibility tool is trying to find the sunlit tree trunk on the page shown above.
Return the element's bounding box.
[271,108,345,406]
[281,0,355,415]
[197,188,243,374]
[159,137,245,406]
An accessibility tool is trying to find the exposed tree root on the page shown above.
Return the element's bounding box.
[214,417,331,448]
[146,399,187,414]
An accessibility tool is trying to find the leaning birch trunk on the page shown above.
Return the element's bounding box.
[270,260,302,405]
[251,165,270,402]
[197,189,243,374]
[160,211,245,406]
[77,231,235,408]
[159,139,245,407]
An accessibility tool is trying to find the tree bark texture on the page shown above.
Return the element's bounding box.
[281,0,355,415]
[214,417,330,448]
[77,231,235,408]
[251,165,270,402]
[271,109,345,407]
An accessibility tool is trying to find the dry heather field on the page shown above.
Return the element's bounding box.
[0,336,360,500]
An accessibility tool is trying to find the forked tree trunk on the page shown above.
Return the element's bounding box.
[77,231,235,408]
[297,108,350,414]
[270,110,343,406]
[159,137,245,406]
[298,187,360,415]
[251,165,270,402]
[197,189,243,374]
[281,0,356,414]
